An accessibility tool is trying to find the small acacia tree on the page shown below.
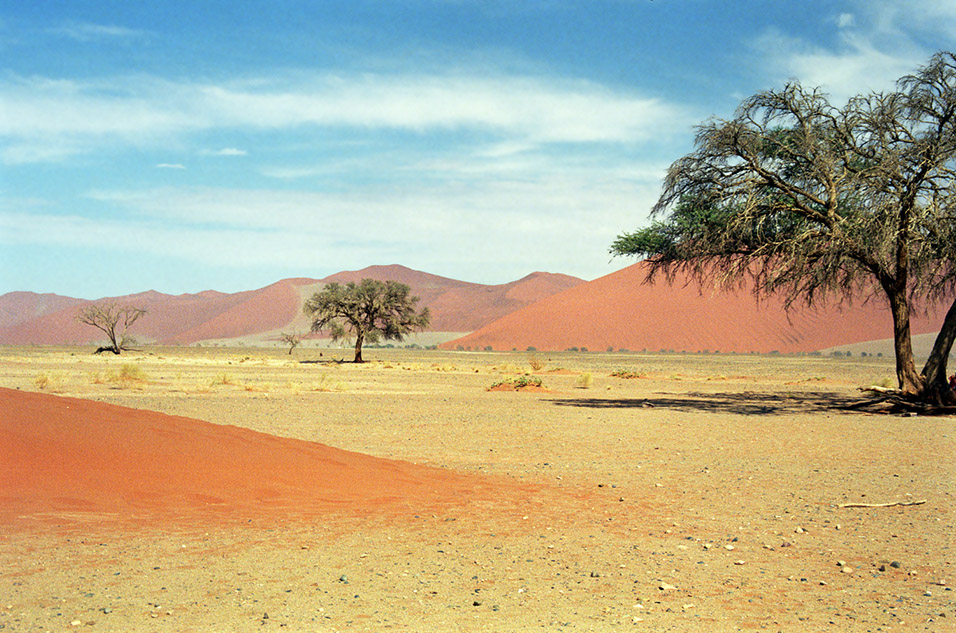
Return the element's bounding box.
[76,301,148,354]
[279,331,301,355]
[612,51,956,406]
[303,279,430,363]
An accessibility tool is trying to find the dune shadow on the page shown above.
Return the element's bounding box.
[546,391,868,416]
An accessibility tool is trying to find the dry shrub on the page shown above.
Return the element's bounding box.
[34,372,65,391]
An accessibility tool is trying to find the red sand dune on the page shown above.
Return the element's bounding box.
[0,388,488,527]
[321,265,584,333]
[0,265,583,346]
[442,261,951,354]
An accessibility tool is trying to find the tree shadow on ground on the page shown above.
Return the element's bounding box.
[546,391,871,416]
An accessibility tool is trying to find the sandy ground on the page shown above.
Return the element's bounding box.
[1,346,954,632]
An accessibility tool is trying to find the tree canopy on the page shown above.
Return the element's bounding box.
[612,51,956,406]
[303,279,430,363]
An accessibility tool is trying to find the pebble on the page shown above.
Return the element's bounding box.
[659,582,677,591]
[841,567,854,574]
[795,526,806,534]
[734,560,746,566]
[70,621,82,627]
[890,561,902,569]
[724,544,735,551]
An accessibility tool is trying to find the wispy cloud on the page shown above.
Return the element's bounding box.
[63,168,662,282]
[204,148,248,156]
[752,1,952,103]
[155,163,186,169]
[0,71,690,164]
[49,21,148,42]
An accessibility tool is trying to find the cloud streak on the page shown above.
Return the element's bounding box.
[0,71,690,164]
[49,21,148,42]
[752,1,954,103]
[8,166,660,284]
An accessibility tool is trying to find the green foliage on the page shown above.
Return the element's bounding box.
[303,278,430,363]
[611,51,956,403]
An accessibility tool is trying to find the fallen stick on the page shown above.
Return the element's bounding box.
[838,499,926,508]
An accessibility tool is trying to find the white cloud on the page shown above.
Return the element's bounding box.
[836,13,855,29]
[752,1,952,103]
[155,163,186,169]
[753,34,919,105]
[0,71,690,164]
[49,21,147,42]
[204,147,248,156]
[68,166,662,283]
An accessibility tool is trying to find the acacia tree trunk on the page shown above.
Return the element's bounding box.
[353,331,365,363]
[885,284,924,395]
[921,296,956,406]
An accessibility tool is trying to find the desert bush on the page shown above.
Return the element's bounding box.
[488,375,543,390]
[576,372,593,389]
[34,372,65,391]
[610,370,645,379]
[528,354,546,372]
[117,364,147,382]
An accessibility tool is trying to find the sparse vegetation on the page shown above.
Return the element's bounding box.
[576,372,593,389]
[114,363,148,386]
[527,354,546,372]
[34,372,65,391]
[488,375,543,391]
[611,370,645,379]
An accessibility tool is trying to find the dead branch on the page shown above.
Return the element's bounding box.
[838,499,926,508]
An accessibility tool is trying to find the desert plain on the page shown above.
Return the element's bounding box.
[1,345,954,632]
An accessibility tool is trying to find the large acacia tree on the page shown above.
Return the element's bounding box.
[612,51,956,406]
[304,278,430,363]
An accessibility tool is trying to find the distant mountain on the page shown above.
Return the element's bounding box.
[441,261,951,354]
[0,265,584,346]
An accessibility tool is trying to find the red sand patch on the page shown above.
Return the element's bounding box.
[486,384,551,393]
[0,388,493,528]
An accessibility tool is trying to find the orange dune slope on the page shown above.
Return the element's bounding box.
[442,261,951,353]
[0,388,485,527]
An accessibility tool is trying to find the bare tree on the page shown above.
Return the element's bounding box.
[612,51,956,406]
[279,331,301,355]
[76,302,148,354]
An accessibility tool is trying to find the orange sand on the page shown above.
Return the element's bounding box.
[0,388,488,528]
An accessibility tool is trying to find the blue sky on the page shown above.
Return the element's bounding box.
[2,1,954,298]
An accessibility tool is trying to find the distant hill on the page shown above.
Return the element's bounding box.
[441,261,951,355]
[0,265,584,347]
[0,292,86,329]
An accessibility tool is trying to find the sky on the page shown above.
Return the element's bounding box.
[1,1,954,299]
